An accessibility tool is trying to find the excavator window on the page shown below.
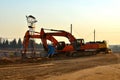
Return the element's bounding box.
[73,39,84,51]
[76,39,84,45]
[56,41,65,50]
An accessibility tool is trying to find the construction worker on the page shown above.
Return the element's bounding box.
[47,45,55,58]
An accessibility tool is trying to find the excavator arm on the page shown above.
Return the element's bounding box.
[22,29,59,58]
[41,28,76,44]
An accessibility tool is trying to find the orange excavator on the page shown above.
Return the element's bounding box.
[22,15,111,59]
[39,28,109,54]
[22,28,110,58]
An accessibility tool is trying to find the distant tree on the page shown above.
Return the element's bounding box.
[4,39,9,48]
[17,38,22,48]
[28,39,35,48]
[0,38,44,49]
[2,40,6,48]
[0,40,2,48]
[10,39,17,48]
[113,46,119,51]
[35,42,43,49]
[0,39,6,48]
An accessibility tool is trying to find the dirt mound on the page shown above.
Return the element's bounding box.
[0,57,21,65]
[45,64,120,80]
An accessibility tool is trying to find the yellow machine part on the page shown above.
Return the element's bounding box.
[99,43,107,49]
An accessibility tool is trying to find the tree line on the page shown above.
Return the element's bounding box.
[0,38,43,49]
[110,45,120,52]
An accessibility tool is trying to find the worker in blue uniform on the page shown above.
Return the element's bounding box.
[47,45,55,58]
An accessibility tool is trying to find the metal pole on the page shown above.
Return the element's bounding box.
[71,24,72,34]
[94,29,95,42]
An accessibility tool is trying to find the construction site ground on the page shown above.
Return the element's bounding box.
[0,53,120,80]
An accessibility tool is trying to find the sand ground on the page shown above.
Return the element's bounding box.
[0,53,120,80]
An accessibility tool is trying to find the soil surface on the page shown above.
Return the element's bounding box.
[0,53,120,80]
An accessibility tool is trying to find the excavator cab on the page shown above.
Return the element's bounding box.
[77,39,84,45]
[74,39,84,51]
[56,41,66,50]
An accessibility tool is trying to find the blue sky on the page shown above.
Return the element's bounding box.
[0,0,120,44]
